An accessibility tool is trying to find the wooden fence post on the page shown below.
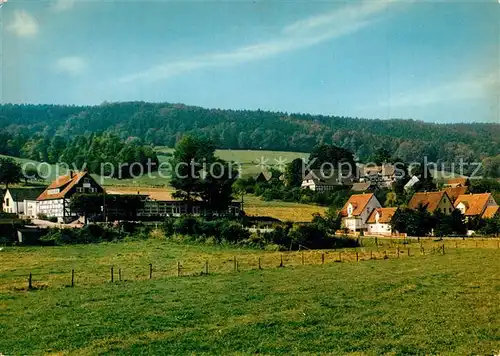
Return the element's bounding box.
[339,252,342,262]
[301,252,304,265]
[149,263,153,280]
[375,237,378,246]
[28,272,32,290]
[356,251,359,262]
[258,257,262,270]
[407,248,410,257]
[71,269,74,287]
[455,241,458,249]
[370,250,373,260]
[177,262,181,277]
[442,244,445,255]
[421,246,424,255]
[110,266,114,283]
[119,268,122,282]
[397,247,400,258]
[279,254,284,268]
[205,261,209,275]
[384,250,387,259]
[321,253,325,264]
[234,256,237,271]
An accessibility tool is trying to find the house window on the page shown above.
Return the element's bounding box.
[83,178,90,184]
[76,187,84,193]
[5,198,9,206]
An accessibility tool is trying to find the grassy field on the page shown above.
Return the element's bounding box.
[1,239,500,355]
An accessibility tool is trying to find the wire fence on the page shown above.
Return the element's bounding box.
[5,239,486,292]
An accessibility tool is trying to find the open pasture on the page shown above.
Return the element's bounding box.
[1,239,500,355]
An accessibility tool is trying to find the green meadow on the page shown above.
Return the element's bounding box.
[1,239,500,355]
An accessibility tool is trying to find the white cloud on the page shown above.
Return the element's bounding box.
[8,10,38,38]
[51,0,75,12]
[54,56,88,76]
[380,71,500,107]
[117,0,398,84]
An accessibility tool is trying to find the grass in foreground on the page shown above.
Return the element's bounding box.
[1,245,500,355]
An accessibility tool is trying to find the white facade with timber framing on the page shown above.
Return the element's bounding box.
[37,171,104,223]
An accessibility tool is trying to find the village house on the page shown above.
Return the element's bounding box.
[359,164,401,189]
[2,187,46,217]
[454,193,498,220]
[37,171,104,223]
[443,186,468,203]
[301,169,355,192]
[408,191,454,214]
[340,193,382,232]
[350,182,375,193]
[443,177,470,188]
[366,207,398,236]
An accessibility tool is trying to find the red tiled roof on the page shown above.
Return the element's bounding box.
[482,206,499,219]
[367,207,398,224]
[37,171,88,201]
[454,193,493,216]
[445,177,469,186]
[340,193,374,217]
[408,191,450,213]
[444,186,468,202]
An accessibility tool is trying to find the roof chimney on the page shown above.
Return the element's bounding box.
[69,170,74,178]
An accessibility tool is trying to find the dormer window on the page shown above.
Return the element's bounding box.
[347,204,353,216]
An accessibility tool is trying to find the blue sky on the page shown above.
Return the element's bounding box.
[1,0,499,123]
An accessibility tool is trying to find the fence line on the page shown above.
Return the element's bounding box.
[4,238,499,292]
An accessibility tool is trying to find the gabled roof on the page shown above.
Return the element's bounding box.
[443,186,468,203]
[408,191,450,213]
[340,193,374,217]
[5,187,46,202]
[445,177,469,187]
[482,206,499,219]
[367,207,398,224]
[37,171,91,201]
[361,164,396,177]
[351,182,372,192]
[454,193,494,216]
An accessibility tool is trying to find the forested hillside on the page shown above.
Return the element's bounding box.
[1,102,499,169]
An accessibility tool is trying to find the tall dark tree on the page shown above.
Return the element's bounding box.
[284,158,305,187]
[170,135,236,212]
[307,144,356,172]
[0,158,22,188]
[371,148,392,165]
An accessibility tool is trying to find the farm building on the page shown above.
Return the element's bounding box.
[37,171,104,223]
[2,187,46,216]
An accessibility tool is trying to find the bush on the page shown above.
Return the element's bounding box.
[40,225,123,245]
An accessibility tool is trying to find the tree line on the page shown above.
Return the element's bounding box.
[1,103,499,177]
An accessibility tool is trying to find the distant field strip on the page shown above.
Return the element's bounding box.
[1,238,497,292]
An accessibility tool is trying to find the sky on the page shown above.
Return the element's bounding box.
[1,0,499,123]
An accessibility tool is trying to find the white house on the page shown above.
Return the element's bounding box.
[366,207,398,236]
[301,169,355,192]
[340,193,382,232]
[37,171,104,223]
[2,187,46,216]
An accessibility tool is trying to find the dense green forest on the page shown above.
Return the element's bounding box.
[0,102,499,175]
